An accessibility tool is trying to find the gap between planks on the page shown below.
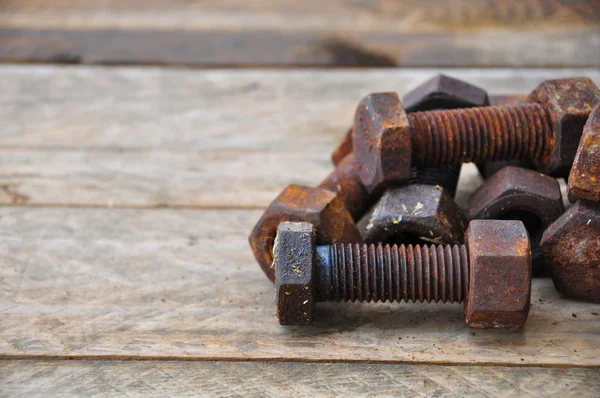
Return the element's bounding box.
[0,355,600,369]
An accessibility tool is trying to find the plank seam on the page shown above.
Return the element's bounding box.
[0,355,598,368]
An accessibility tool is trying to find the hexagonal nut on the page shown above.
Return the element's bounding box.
[359,184,468,245]
[568,105,600,203]
[353,92,412,194]
[319,153,372,218]
[540,201,600,303]
[529,77,600,176]
[465,220,531,329]
[249,184,361,283]
[274,222,316,326]
[468,166,564,272]
[403,74,490,112]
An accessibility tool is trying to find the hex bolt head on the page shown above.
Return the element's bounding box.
[530,78,600,176]
[353,92,412,194]
[274,222,316,326]
[568,104,600,203]
[541,201,600,303]
[464,220,532,328]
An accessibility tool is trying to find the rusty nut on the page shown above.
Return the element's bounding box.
[359,184,468,245]
[274,222,316,326]
[468,166,564,273]
[529,77,600,176]
[465,220,532,328]
[568,104,600,203]
[249,184,360,283]
[403,74,490,112]
[540,201,600,303]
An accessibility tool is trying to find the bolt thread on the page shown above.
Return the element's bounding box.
[318,243,469,304]
[409,103,553,167]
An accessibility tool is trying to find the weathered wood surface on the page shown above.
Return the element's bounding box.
[2,360,600,397]
[1,66,599,396]
[4,66,600,151]
[0,66,598,208]
[0,207,599,366]
[1,1,599,67]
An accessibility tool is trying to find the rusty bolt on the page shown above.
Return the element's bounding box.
[275,220,531,328]
[249,154,371,282]
[568,105,600,203]
[479,94,532,179]
[332,75,491,166]
[353,78,600,193]
[468,166,565,273]
[358,184,468,246]
[333,75,493,195]
[540,201,600,303]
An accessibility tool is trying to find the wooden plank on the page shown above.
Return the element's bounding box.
[2,360,599,397]
[1,66,598,151]
[0,207,599,366]
[0,149,329,209]
[0,67,597,208]
[0,149,511,210]
[1,1,599,67]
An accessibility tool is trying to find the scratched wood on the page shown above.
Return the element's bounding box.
[2,66,600,151]
[1,361,599,397]
[1,1,599,67]
[0,207,599,366]
[0,66,598,208]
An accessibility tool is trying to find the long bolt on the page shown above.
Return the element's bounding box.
[275,221,531,328]
[408,103,553,168]
[316,243,469,304]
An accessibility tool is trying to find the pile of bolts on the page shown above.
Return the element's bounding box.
[249,75,600,329]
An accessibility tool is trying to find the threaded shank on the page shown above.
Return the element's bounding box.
[408,103,553,167]
[317,243,469,304]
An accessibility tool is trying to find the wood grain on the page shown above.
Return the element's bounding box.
[1,1,599,67]
[0,66,598,208]
[0,207,599,366]
[2,360,599,397]
[2,66,599,151]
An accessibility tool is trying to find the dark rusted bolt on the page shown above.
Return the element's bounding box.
[332,75,491,166]
[568,105,600,203]
[275,220,531,328]
[480,94,532,179]
[335,74,490,194]
[353,78,600,194]
[249,154,372,283]
[541,201,600,303]
[358,184,468,246]
[468,166,565,273]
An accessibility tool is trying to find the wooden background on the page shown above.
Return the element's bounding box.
[1,1,600,397]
